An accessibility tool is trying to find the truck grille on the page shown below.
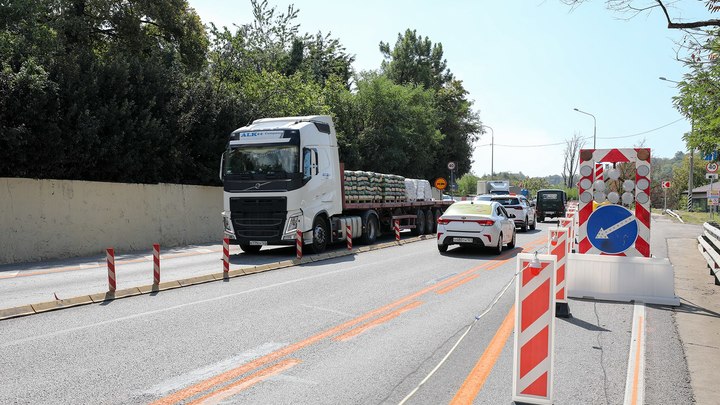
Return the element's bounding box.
[230,197,287,239]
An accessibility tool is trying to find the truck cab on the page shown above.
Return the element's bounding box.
[220,115,342,254]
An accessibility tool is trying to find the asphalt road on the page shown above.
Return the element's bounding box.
[0,220,694,404]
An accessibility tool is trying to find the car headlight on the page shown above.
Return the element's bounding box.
[286,215,301,233]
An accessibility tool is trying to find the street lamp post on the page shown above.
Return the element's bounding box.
[482,125,494,177]
[573,108,597,149]
[659,76,694,211]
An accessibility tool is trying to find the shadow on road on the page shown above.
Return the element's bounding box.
[650,297,720,319]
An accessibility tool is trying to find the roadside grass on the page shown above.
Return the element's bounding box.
[653,208,715,225]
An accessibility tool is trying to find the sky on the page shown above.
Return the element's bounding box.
[187,0,701,178]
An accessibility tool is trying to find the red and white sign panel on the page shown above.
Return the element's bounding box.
[548,227,569,304]
[513,253,556,405]
[661,181,671,189]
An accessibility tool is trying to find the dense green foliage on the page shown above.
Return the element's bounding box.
[0,0,481,184]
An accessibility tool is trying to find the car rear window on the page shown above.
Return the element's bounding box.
[539,193,560,200]
[492,198,520,205]
[444,204,493,216]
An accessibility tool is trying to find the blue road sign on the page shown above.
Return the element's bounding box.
[587,205,638,254]
[703,151,718,161]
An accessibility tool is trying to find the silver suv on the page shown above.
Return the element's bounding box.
[490,195,536,232]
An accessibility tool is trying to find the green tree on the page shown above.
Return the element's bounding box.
[457,173,479,195]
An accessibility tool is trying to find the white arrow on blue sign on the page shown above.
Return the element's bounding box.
[587,205,638,254]
[703,151,718,161]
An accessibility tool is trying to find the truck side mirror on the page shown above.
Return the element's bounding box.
[303,148,312,180]
[219,153,224,182]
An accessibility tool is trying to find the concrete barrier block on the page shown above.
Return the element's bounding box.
[157,280,182,291]
[276,260,295,268]
[228,269,244,278]
[137,284,160,294]
[90,291,116,303]
[178,274,216,287]
[0,305,36,320]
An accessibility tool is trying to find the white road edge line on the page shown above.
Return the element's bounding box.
[623,301,646,405]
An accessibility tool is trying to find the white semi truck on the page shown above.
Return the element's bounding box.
[220,115,452,254]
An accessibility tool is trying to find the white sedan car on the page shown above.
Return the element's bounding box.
[437,200,517,254]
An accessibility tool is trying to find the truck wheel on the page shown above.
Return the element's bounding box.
[360,215,378,244]
[239,244,262,254]
[424,209,435,234]
[412,210,426,236]
[310,217,329,254]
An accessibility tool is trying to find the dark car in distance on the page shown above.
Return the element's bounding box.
[535,189,566,222]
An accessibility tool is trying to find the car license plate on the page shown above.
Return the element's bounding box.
[249,241,267,246]
[454,237,473,243]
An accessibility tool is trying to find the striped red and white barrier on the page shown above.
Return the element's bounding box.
[394,220,400,242]
[513,253,556,404]
[106,248,116,292]
[558,218,574,255]
[222,238,230,275]
[347,224,352,250]
[296,229,303,260]
[548,227,570,318]
[153,243,160,285]
[577,148,651,257]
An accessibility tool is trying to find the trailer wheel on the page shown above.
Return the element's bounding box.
[360,215,378,244]
[424,209,435,234]
[310,217,329,254]
[412,209,426,236]
[239,244,262,254]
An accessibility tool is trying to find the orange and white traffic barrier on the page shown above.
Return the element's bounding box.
[548,228,570,318]
[153,243,160,285]
[513,253,556,405]
[394,220,400,241]
[347,224,353,250]
[296,229,303,260]
[106,248,116,292]
[558,218,574,254]
[222,238,230,275]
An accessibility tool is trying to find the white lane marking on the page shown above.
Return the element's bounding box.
[1,271,19,278]
[142,342,286,396]
[300,304,354,317]
[195,249,214,253]
[623,302,646,405]
[0,252,420,348]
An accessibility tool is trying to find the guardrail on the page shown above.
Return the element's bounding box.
[665,209,685,223]
[696,222,720,285]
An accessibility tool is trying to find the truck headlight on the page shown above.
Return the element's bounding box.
[223,214,233,233]
[286,215,301,233]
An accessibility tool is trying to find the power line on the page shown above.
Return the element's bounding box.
[474,118,685,148]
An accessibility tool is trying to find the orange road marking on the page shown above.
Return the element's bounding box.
[334,301,423,341]
[436,274,481,295]
[151,237,546,405]
[631,316,644,405]
[450,305,516,405]
[187,359,301,405]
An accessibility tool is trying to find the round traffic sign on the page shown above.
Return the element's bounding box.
[587,205,638,254]
[707,162,719,173]
[661,181,671,189]
[447,161,456,171]
[434,177,448,190]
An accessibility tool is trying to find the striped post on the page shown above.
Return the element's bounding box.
[548,228,570,318]
[595,162,604,182]
[296,229,303,260]
[347,224,352,250]
[394,220,400,242]
[222,238,230,276]
[153,243,160,285]
[106,248,116,292]
[513,253,556,404]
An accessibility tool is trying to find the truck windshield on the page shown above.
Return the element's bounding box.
[224,145,298,178]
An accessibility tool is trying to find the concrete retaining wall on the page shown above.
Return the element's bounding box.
[0,178,222,264]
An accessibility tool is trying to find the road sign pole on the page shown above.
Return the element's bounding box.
[663,188,667,212]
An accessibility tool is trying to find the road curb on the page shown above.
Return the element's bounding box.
[0,235,431,321]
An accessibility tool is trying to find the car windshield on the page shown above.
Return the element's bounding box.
[224,145,298,178]
[444,203,493,216]
[493,198,520,205]
[474,195,491,201]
